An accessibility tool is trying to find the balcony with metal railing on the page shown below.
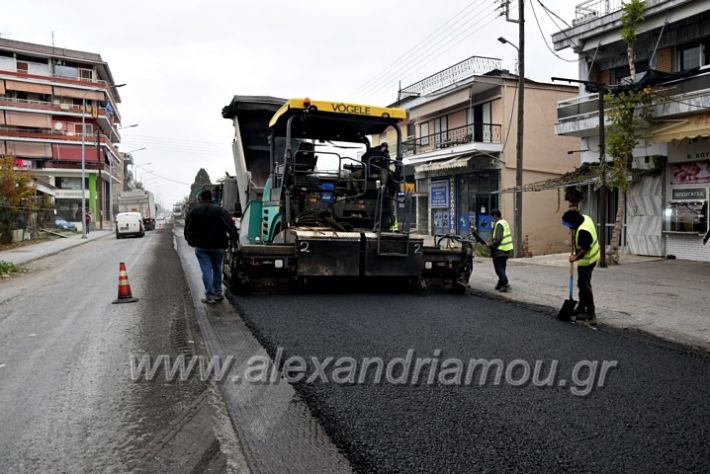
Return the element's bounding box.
[0,96,122,139]
[0,126,122,159]
[573,0,623,25]
[555,67,710,136]
[402,122,501,157]
[0,68,122,121]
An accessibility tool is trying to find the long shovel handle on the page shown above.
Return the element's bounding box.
[569,228,575,299]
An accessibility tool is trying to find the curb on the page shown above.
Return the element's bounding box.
[3,231,114,268]
[467,286,710,356]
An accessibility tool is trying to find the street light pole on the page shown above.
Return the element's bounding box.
[80,90,98,239]
[498,16,525,258]
[81,83,125,237]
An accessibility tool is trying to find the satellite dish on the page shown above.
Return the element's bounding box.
[54,122,64,130]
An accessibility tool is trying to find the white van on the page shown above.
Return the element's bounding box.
[116,212,145,238]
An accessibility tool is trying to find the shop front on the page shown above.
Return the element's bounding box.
[664,138,710,261]
[416,156,500,238]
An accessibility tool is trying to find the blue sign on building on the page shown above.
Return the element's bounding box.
[430,180,449,209]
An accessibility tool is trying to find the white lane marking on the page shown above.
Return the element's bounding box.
[28,333,36,337]
[0,364,6,369]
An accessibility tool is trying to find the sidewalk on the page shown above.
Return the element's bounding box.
[468,253,710,352]
[0,230,112,266]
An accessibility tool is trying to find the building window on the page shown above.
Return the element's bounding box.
[55,65,79,78]
[471,102,493,142]
[406,122,415,139]
[16,61,28,73]
[678,39,710,70]
[72,123,93,136]
[434,116,448,147]
[681,44,702,70]
[420,122,430,146]
[55,177,89,190]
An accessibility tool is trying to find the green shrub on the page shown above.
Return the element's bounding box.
[0,260,19,275]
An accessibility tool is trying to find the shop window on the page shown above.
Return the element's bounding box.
[16,61,28,73]
[55,198,89,221]
[664,200,707,233]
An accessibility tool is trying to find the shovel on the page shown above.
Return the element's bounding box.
[557,257,576,321]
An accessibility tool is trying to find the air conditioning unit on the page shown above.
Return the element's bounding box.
[52,58,63,65]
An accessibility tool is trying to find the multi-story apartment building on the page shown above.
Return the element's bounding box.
[376,56,578,256]
[553,0,710,261]
[0,38,123,228]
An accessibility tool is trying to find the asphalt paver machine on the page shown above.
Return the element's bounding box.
[221,96,473,292]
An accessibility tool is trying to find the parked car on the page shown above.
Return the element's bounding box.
[115,212,145,239]
[54,217,77,231]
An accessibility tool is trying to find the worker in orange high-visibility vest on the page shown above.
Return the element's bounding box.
[489,209,514,292]
[562,209,600,322]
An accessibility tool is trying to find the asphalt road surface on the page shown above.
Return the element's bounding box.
[0,227,246,473]
[233,290,710,473]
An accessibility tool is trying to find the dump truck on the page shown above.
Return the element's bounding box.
[118,190,157,230]
[220,96,473,293]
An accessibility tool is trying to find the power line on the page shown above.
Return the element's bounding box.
[357,4,497,97]
[124,134,225,146]
[354,0,489,94]
[537,0,573,29]
[537,0,580,50]
[360,11,500,100]
[360,11,499,98]
[140,170,191,186]
[530,0,578,63]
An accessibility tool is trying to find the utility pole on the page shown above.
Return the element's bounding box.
[500,0,525,258]
[552,77,608,268]
[597,90,607,268]
[95,128,105,231]
[514,0,525,259]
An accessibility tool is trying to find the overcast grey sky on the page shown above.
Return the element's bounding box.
[5,0,581,207]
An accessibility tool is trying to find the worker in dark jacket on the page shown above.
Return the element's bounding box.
[562,209,600,321]
[185,190,238,304]
[489,209,514,292]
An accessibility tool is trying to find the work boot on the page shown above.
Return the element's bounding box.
[201,296,216,304]
[213,294,224,302]
[495,283,503,291]
[498,285,509,293]
[576,307,596,323]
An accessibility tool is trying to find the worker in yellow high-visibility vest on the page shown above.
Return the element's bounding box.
[562,209,600,322]
[489,209,514,292]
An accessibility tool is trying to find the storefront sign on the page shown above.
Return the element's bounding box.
[668,136,710,163]
[449,179,456,233]
[672,188,707,200]
[671,160,710,184]
[430,180,449,209]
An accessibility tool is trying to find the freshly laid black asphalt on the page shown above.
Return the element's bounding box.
[234,292,710,473]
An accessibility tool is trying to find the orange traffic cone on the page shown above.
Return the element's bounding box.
[112,262,139,304]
